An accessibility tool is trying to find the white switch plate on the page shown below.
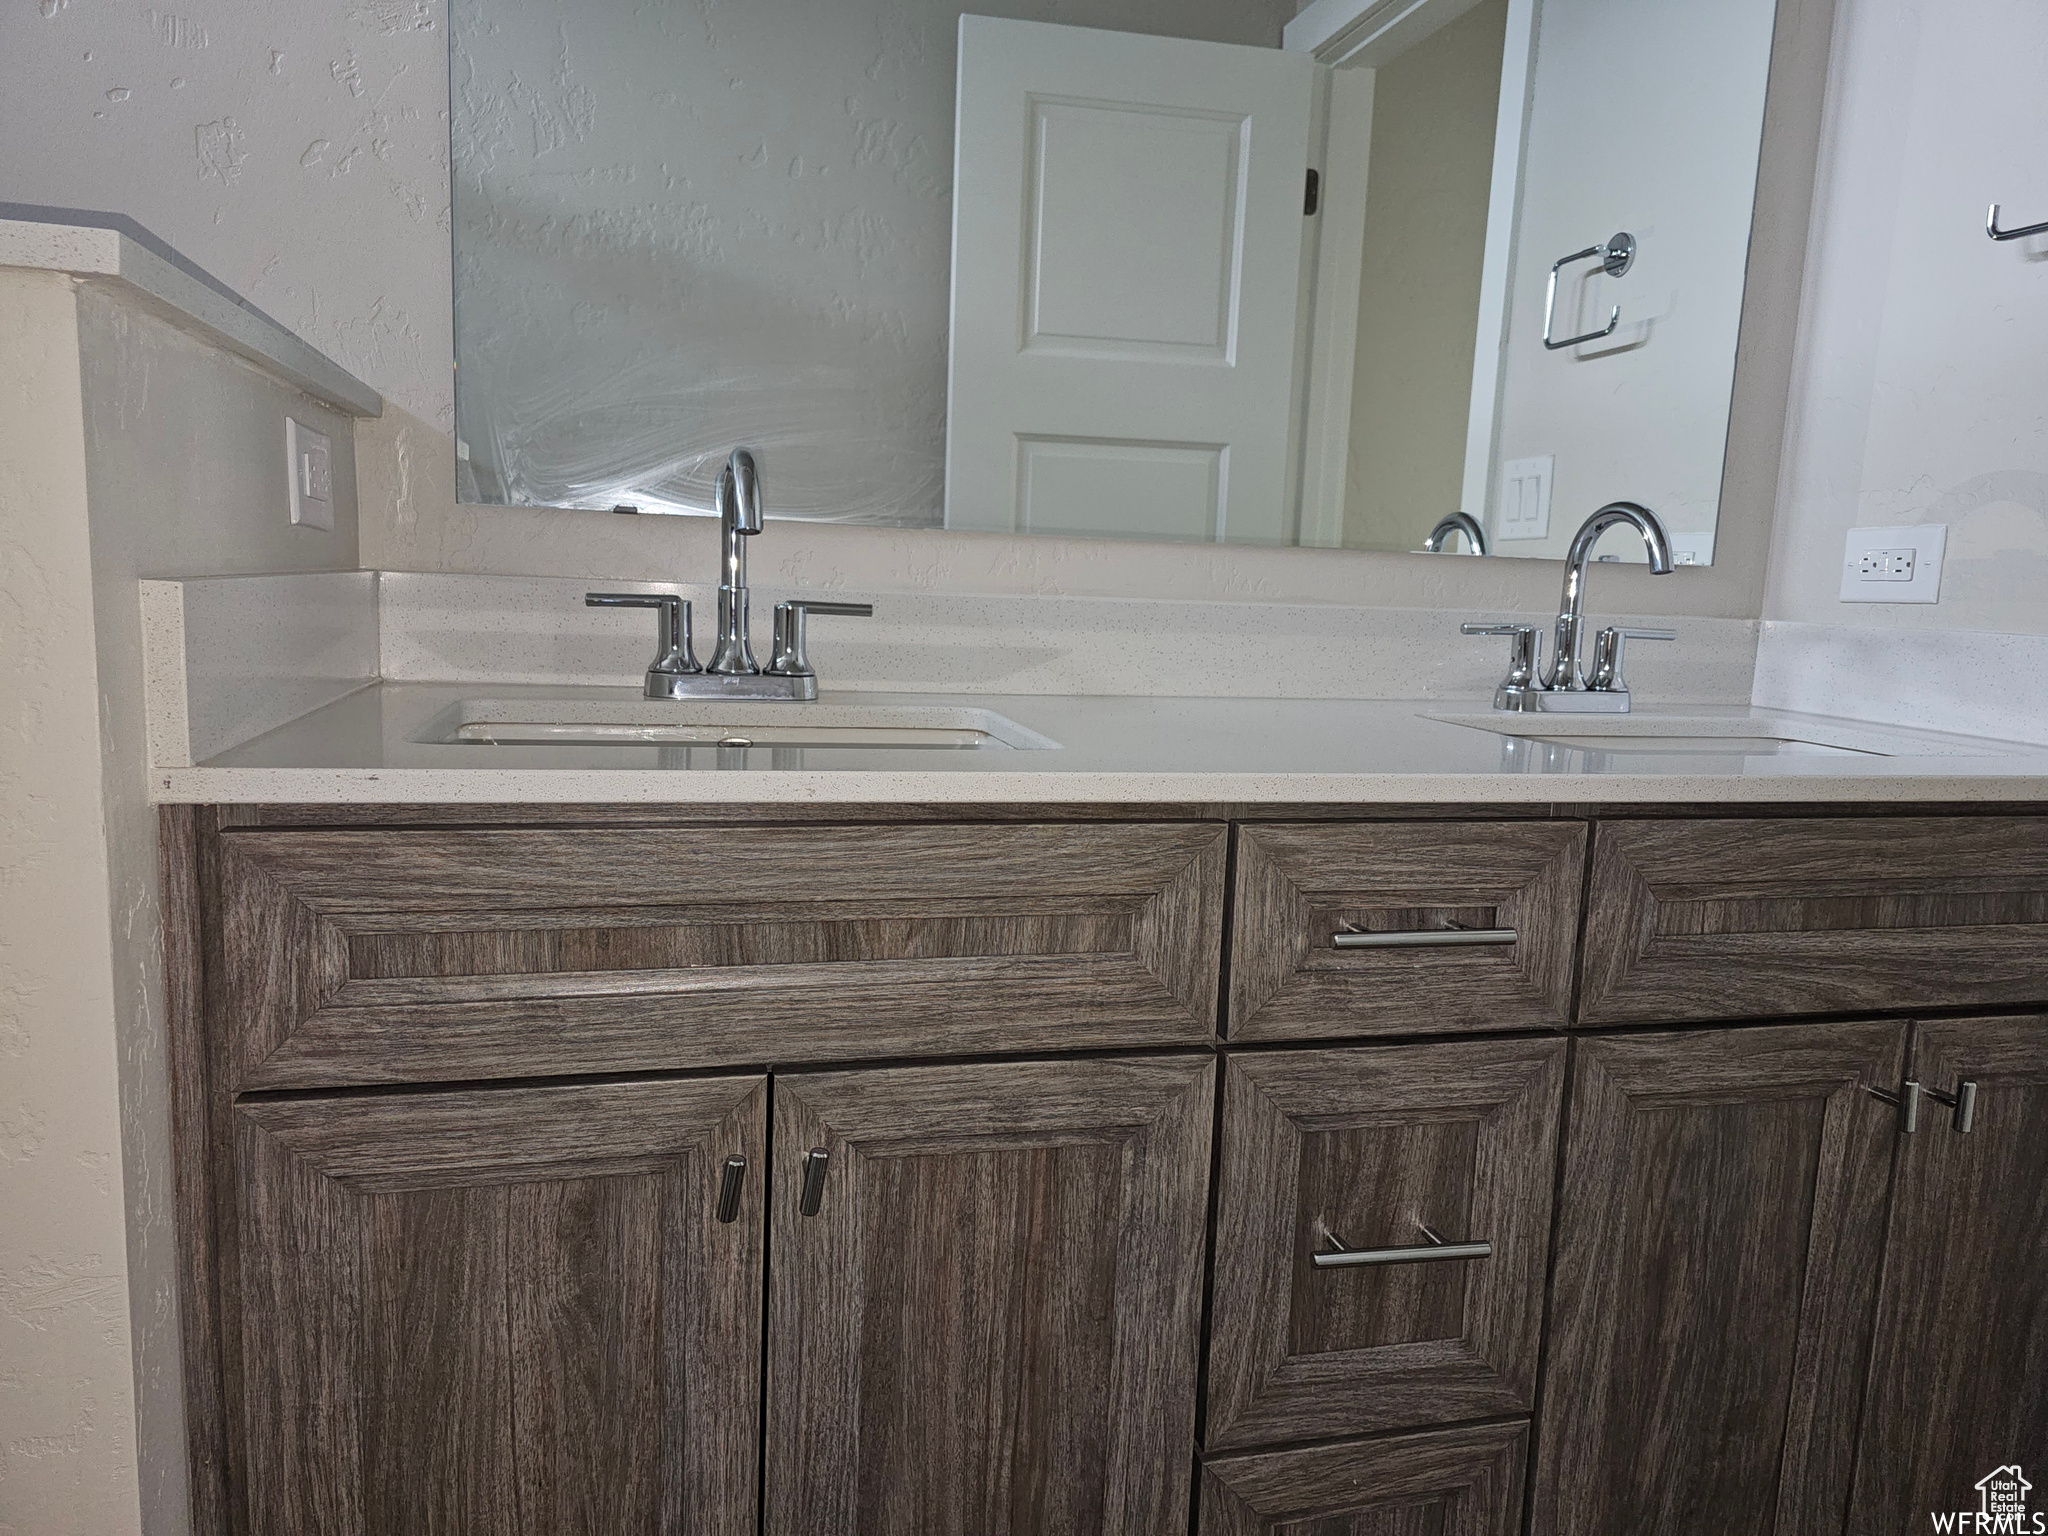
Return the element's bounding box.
[1839,523,1944,603]
[1497,454,1553,541]
[287,417,334,531]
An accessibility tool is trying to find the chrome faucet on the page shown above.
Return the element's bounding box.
[1422,511,1487,555]
[1461,500,1676,713]
[586,447,872,701]
[709,448,764,675]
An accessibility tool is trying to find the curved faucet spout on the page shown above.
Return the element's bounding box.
[1422,511,1488,556]
[1546,501,1674,690]
[710,447,765,674]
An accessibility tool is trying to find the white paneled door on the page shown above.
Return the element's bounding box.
[945,15,1316,543]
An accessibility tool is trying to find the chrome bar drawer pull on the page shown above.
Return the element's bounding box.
[798,1147,830,1217]
[1313,1220,1494,1269]
[1333,928,1516,950]
[715,1154,747,1223]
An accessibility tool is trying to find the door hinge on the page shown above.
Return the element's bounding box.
[1866,1077,1978,1134]
[1305,167,1320,216]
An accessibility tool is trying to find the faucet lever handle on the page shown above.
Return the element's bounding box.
[1589,626,1674,692]
[1461,621,1541,691]
[768,600,874,679]
[587,592,702,680]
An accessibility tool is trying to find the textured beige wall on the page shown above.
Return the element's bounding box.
[73,284,361,1536]
[0,272,141,1536]
[0,265,362,1536]
[1341,0,1508,553]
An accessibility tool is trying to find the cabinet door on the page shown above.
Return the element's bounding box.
[1531,1023,1904,1536]
[1200,1421,1528,1535]
[766,1054,1215,1536]
[1847,1016,2048,1530]
[229,1076,766,1536]
[1205,1039,1566,1448]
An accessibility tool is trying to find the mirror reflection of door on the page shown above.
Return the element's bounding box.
[944,17,1315,544]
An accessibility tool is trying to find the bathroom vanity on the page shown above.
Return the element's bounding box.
[161,789,2048,1535]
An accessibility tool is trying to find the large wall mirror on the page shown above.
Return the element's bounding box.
[450,0,1780,562]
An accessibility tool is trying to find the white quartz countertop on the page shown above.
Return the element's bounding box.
[150,684,2048,805]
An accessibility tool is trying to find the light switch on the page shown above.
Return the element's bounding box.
[1497,455,1553,541]
[287,417,334,531]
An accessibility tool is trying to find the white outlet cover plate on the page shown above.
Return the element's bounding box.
[287,417,334,531]
[1839,523,1945,603]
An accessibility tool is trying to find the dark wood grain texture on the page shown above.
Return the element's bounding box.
[160,806,232,1536]
[1531,1022,1905,1536]
[209,822,1225,1089]
[1205,1040,1565,1449]
[765,1054,1215,1536]
[1847,1015,2048,1531]
[230,1076,766,1536]
[1578,816,2048,1024]
[1198,1420,1528,1536]
[1227,823,1586,1040]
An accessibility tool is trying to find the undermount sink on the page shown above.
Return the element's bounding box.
[1426,713,1996,760]
[421,698,1060,751]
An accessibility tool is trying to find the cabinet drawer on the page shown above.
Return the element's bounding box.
[1204,1038,1566,1449]
[1200,1421,1528,1535]
[1227,822,1586,1039]
[208,821,1225,1090]
[1578,816,2048,1025]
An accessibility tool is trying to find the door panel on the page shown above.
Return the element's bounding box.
[230,1076,767,1536]
[1531,1022,1904,1536]
[1206,1039,1565,1448]
[947,15,1315,543]
[766,1054,1215,1535]
[1848,1015,2048,1531]
[1200,1421,1528,1535]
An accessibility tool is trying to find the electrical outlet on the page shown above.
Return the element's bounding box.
[1497,455,1553,541]
[1840,523,1944,603]
[287,417,334,531]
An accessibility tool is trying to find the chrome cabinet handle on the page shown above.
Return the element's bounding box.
[768,600,874,679]
[1543,231,1636,350]
[715,1154,747,1223]
[1987,203,2048,241]
[1867,1077,1979,1134]
[1313,1221,1493,1269]
[798,1147,830,1216]
[1334,928,1516,949]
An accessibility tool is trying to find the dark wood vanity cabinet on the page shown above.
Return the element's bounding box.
[1530,1023,1905,1535]
[1847,1016,2048,1531]
[226,1077,768,1536]
[164,806,2048,1536]
[1205,1039,1564,1449]
[1200,1421,1528,1535]
[766,1056,1214,1535]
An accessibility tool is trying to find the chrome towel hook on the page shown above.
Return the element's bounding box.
[1543,231,1636,350]
[1987,203,2048,241]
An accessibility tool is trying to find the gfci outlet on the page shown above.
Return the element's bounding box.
[287,417,334,531]
[1839,523,1945,603]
